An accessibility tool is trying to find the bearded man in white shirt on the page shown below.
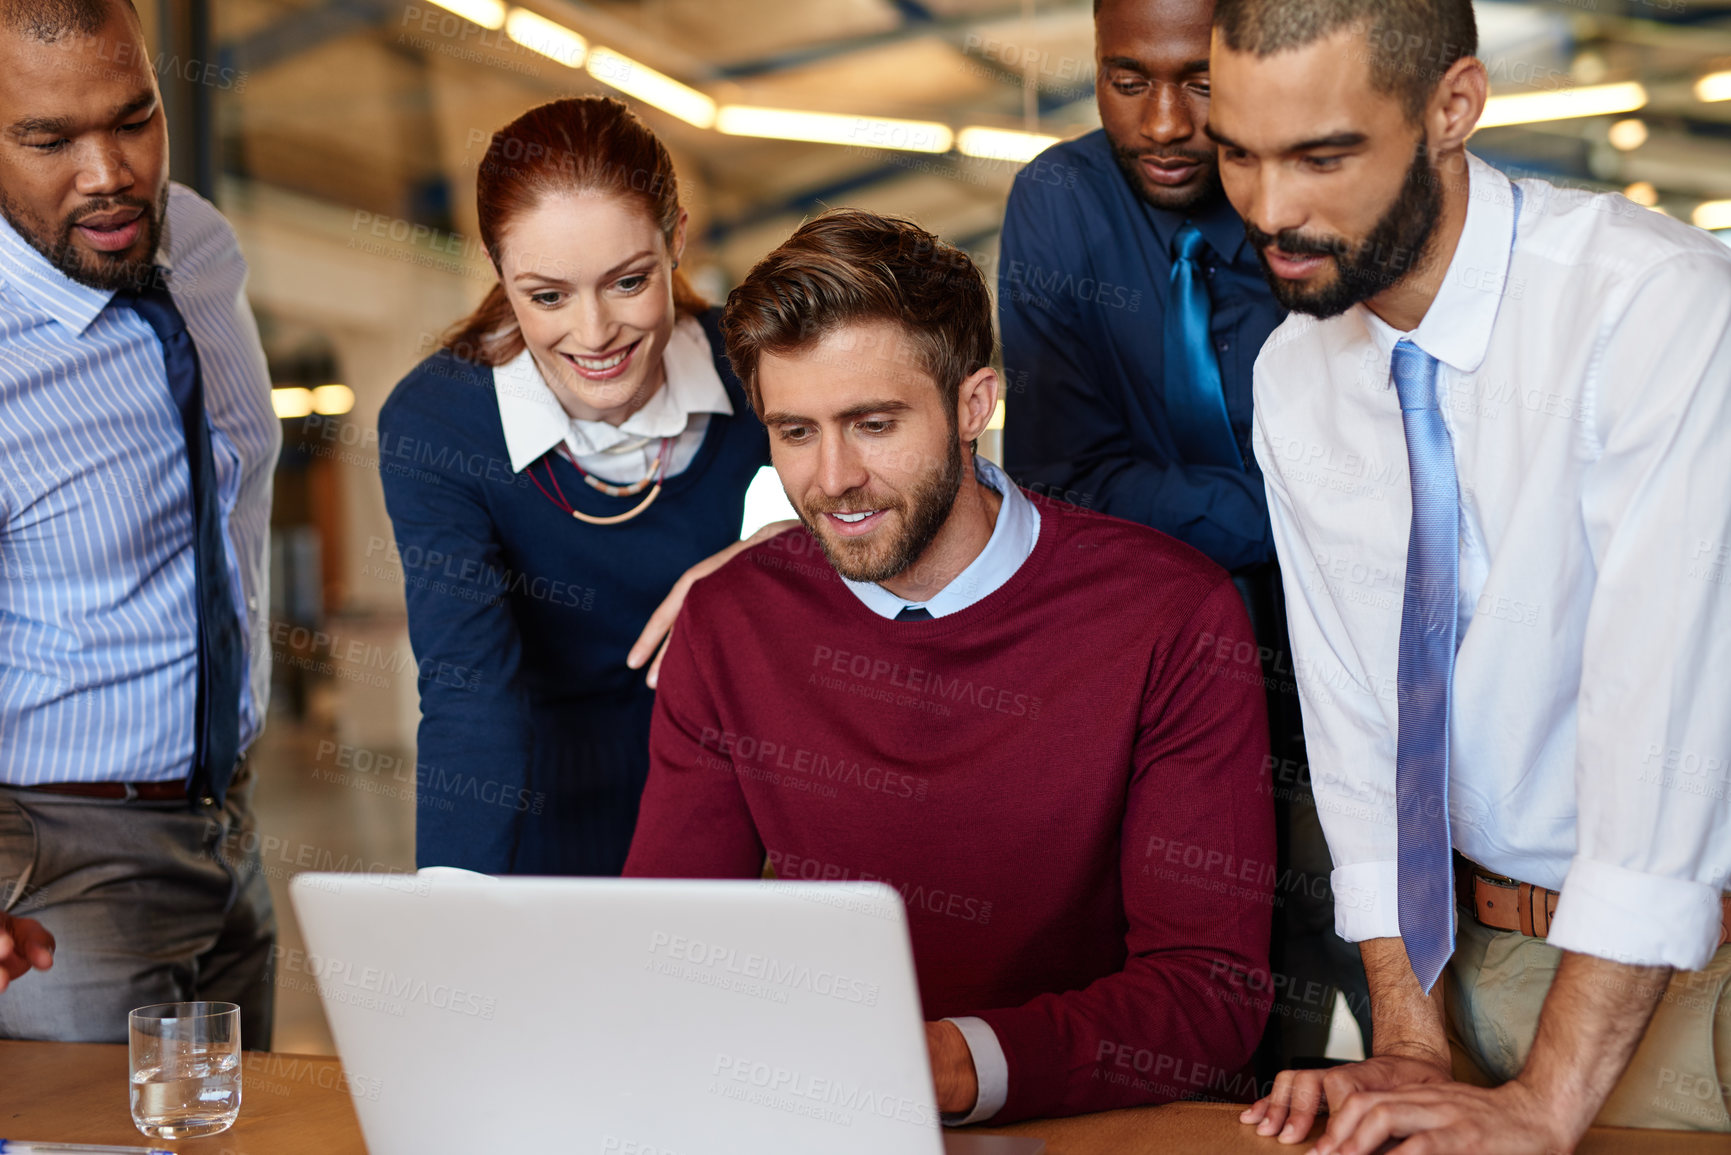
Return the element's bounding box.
[1203,0,1731,1152]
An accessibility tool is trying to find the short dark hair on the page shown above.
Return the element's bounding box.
[0,0,136,40]
[721,208,995,418]
[1213,0,1477,122]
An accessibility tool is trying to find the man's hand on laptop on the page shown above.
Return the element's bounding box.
[0,910,55,992]
[925,1020,980,1115]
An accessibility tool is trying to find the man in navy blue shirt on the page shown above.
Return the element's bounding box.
[998,0,1366,1068]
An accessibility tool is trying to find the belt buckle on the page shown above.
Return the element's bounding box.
[121,782,139,802]
[1471,865,1521,888]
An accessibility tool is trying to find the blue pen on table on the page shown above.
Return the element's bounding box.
[0,1142,172,1154]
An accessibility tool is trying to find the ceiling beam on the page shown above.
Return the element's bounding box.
[223,0,400,76]
[714,0,1032,79]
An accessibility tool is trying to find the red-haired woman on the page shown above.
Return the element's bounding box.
[378,97,779,874]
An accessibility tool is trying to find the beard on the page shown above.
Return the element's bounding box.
[798,436,965,585]
[0,184,167,292]
[1245,140,1443,319]
[1108,137,1224,215]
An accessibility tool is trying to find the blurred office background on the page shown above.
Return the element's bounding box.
[131,0,1731,1052]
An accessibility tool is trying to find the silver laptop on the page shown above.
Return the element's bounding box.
[290,872,1044,1154]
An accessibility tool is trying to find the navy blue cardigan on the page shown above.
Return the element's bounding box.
[377,309,768,874]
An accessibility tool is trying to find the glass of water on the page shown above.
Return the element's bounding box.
[128,1001,242,1140]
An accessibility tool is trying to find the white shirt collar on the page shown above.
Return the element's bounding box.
[493,314,732,473]
[842,457,1042,620]
[1357,152,1517,377]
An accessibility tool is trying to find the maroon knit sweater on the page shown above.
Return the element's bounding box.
[623,496,1274,1123]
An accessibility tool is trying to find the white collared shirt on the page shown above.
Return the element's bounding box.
[840,457,1041,621]
[1252,152,1731,969]
[494,314,732,482]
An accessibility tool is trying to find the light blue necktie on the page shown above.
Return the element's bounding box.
[1392,337,1459,994]
[1393,182,1522,993]
[1164,223,1240,470]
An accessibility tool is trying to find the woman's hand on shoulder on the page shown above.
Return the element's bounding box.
[627,520,799,688]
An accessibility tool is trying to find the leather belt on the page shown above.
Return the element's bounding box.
[1454,852,1731,949]
[20,781,190,801]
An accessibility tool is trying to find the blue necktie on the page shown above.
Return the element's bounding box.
[1391,339,1459,993]
[895,606,933,621]
[1164,223,1240,470]
[119,272,243,805]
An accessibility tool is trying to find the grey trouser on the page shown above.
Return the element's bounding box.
[0,772,275,1047]
[1447,908,1731,1131]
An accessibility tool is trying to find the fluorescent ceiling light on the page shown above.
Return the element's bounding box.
[1478,81,1646,129]
[586,47,716,129]
[429,0,505,28]
[1693,200,1731,231]
[271,388,314,420]
[716,106,953,153]
[505,8,587,68]
[957,127,1060,163]
[1696,70,1731,103]
[311,384,356,416]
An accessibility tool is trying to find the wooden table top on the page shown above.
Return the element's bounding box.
[2,1040,1722,1153]
[1,1041,364,1154]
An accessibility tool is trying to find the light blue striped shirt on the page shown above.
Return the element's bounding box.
[0,183,279,784]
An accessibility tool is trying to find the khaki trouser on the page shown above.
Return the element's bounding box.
[1445,908,1731,1131]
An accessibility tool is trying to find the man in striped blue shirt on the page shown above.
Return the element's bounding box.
[0,0,280,1044]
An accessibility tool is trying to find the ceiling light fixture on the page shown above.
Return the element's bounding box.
[271,388,315,420]
[1478,81,1647,129]
[428,0,506,29]
[957,126,1060,163]
[1607,118,1647,150]
[505,8,587,68]
[1622,181,1658,206]
[716,106,953,153]
[1696,70,1731,103]
[586,47,717,129]
[311,384,356,416]
[1693,200,1731,230]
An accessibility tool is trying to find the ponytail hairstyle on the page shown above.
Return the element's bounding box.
[442,96,706,367]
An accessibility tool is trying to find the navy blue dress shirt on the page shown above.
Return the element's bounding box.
[999,129,1284,572]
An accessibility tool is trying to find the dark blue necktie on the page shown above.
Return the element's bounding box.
[895,606,933,621]
[119,271,243,805]
[1392,338,1458,993]
[1164,223,1240,470]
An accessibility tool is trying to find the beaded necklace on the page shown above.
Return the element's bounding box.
[528,438,674,526]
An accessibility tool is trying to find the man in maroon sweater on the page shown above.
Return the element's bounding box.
[623,209,1275,1125]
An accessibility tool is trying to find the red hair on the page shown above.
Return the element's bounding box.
[442,96,706,367]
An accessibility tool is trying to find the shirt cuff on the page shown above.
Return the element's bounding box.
[941,1016,1009,1125]
[1547,856,1724,970]
[1331,860,1401,943]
